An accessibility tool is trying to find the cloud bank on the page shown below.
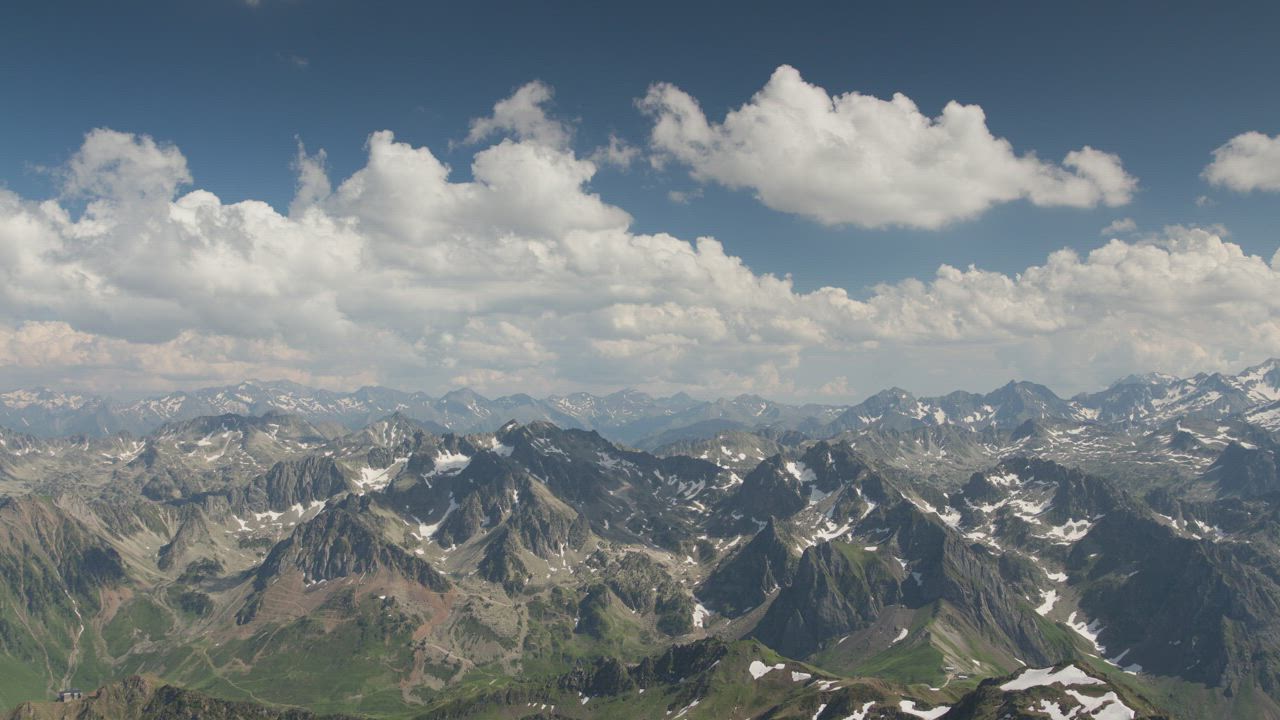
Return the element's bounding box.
[0,80,1277,400]
[641,65,1136,229]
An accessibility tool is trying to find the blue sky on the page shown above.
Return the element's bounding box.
[1,1,1279,399]
[5,0,1277,289]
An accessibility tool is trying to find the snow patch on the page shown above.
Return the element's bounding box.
[1066,689,1136,719]
[430,450,471,475]
[354,458,406,493]
[898,700,950,719]
[909,497,961,528]
[692,603,710,628]
[1035,589,1059,616]
[418,494,459,541]
[785,461,816,484]
[1041,518,1094,544]
[1000,665,1102,691]
[748,660,785,680]
[1067,612,1109,656]
[841,701,876,720]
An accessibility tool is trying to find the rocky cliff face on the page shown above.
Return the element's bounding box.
[477,527,531,594]
[237,496,449,623]
[238,455,353,512]
[698,518,797,616]
[753,540,901,658]
[1071,507,1280,694]
[1204,441,1280,499]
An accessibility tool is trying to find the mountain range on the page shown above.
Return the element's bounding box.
[4,358,1280,445]
[2,360,1280,718]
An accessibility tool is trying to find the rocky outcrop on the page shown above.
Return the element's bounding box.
[237,497,449,623]
[726,457,808,521]
[1205,442,1280,499]
[752,540,900,657]
[698,518,797,616]
[1072,507,1280,694]
[599,552,694,636]
[239,455,353,512]
[156,505,214,571]
[477,528,531,594]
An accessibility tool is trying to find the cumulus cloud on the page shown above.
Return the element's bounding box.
[1203,130,1280,192]
[0,83,1276,400]
[62,128,191,204]
[465,80,571,149]
[640,65,1137,229]
[289,140,331,216]
[1099,217,1136,236]
[845,226,1280,391]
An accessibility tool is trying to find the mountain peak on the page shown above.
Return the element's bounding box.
[1108,371,1178,389]
[441,387,486,402]
[1241,357,1280,372]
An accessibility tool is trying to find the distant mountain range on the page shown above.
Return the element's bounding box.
[6,360,1280,717]
[4,359,1279,443]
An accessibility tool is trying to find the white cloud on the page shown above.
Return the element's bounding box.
[1099,217,1136,236]
[62,128,190,204]
[0,84,1276,401]
[667,188,702,205]
[1203,130,1280,192]
[289,140,330,216]
[465,80,571,150]
[640,65,1137,229]
[589,133,640,169]
[843,226,1280,392]
[0,321,361,393]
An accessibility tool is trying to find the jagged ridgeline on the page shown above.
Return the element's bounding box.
[1,361,1280,717]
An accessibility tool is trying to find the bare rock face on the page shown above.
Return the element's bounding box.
[698,517,797,617]
[239,455,353,513]
[237,496,449,624]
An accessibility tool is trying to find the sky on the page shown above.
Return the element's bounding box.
[1,1,1279,402]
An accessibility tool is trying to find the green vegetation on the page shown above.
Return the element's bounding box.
[104,597,173,657]
[149,596,424,717]
[0,656,52,711]
[854,638,946,686]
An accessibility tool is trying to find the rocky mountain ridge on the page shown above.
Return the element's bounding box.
[2,364,1280,717]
